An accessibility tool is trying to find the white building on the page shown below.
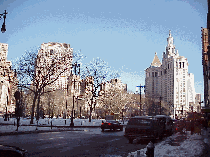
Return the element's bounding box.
[0,43,17,114]
[145,31,197,118]
[37,42,73,90]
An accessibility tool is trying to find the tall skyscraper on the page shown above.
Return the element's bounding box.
[145,31,196,118]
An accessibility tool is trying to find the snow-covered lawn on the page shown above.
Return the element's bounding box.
[0,117,128,126]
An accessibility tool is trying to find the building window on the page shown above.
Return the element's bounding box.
[183,62,184,68]
[50,49,53,55]
[152,72,154,77]
[179,62,181,68]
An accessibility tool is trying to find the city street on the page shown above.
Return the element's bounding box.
[0,127,148,157]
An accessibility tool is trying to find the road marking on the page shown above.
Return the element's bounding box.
[106,138,120,142]
[58,137,64,139]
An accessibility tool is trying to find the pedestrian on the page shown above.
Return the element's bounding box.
[204,118,208,130]
[191,120,194,135]
[194,120,201,135]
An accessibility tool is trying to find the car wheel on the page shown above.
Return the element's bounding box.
[113,128,116,131]
[129,138,133,144]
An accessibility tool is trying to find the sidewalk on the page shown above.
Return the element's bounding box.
[127,128,210,157]
[122,119,210,157]
[200,127,210,157]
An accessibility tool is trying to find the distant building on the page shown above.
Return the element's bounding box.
[37,42,73,90]
[145,31,198,118]
[100,78,127,92]
[0,43,17,114]
[194,93,201,113]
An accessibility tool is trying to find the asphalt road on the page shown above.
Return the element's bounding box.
[0,127,148,157]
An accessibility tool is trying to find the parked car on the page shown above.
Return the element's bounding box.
[155,115,174,136]
[124,116,164,143]
[0,144,28,157]
[101,120,123,132]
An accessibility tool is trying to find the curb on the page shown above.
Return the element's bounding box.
[0,128,85,136]
[0,123,101,128]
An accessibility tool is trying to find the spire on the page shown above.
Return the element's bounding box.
[167,30,173,46]
[151,52,161,67]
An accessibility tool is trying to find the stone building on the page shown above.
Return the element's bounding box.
[145,31,197,118]
[0,43,17,115]
[202,28,210,109]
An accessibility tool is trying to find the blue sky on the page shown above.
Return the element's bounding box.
[0,0,207,98]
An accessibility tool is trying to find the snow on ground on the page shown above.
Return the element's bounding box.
[0,125,59,132]
[0,117,208,157]
[0,117,128,126]
[127,131,205,157]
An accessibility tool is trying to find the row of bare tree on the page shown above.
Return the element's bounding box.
[12,47,171,123]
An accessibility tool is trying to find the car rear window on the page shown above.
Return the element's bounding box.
[106,120,117,123]
[128,118,151,126]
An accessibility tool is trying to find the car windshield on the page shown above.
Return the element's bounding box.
[128,118,151,126]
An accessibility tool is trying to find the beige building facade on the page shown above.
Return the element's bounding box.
[37,42,73,91]
[0,43,17,114]
[145,31,197,118]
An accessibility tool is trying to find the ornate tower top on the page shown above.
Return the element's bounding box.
[167,30,174,46]
[169,30,171,37]
[166,30,175,57]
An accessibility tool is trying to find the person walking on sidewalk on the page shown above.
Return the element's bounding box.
[194,119,201,135]
[191,120,194,135]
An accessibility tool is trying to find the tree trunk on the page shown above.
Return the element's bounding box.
[48,101,50,118]
[30,92,38,124]
[89,107,92,122]
[36,92,41,121]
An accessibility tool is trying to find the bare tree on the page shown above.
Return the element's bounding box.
[13,45,73,124]
[80,57,119,122]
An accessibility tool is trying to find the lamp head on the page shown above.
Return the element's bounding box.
[1,23,6,33]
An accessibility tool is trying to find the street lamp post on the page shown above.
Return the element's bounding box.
[0,10,8,33]
[159,96,162,115]
[136,84,145,116]
[70,63,80,127]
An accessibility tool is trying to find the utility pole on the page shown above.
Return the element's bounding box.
[136,84,145,116]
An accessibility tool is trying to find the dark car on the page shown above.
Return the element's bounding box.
[101,120,123,132]
[0,145,28,157]
[155,115,174,136]
[124,116,164,143]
